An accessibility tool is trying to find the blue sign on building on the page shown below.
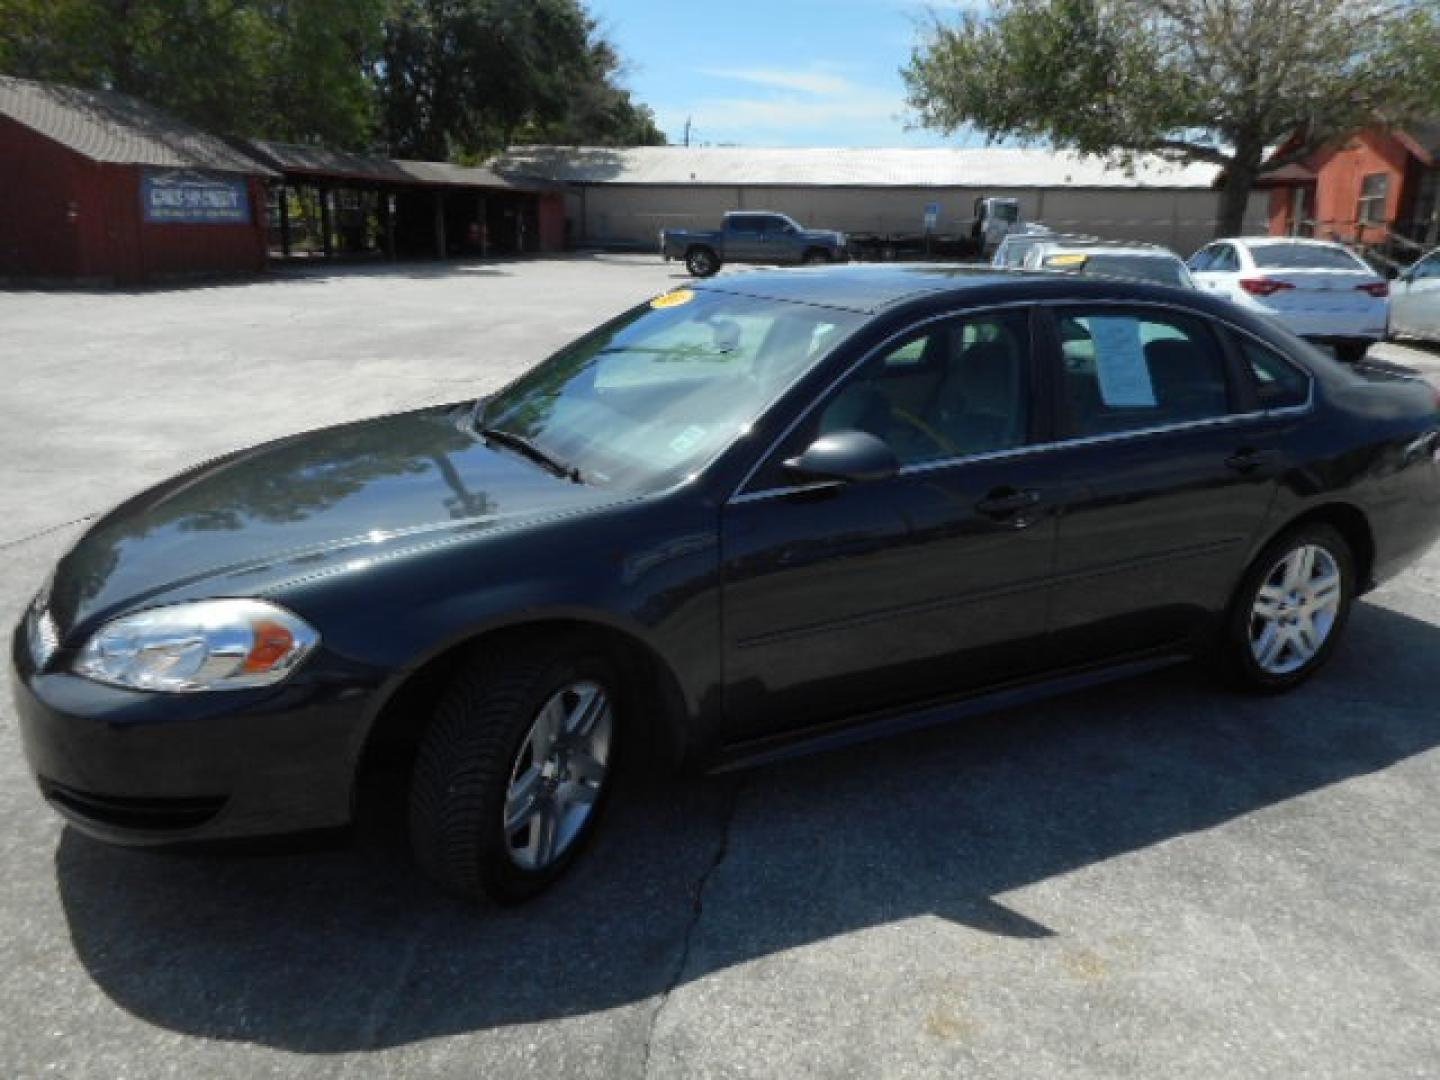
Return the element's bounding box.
[141,169,251,225]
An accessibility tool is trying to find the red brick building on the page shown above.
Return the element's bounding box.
[1264,123,1440,248]
[0,76,275,284]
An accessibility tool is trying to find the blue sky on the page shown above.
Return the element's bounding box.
[589,0,985,148]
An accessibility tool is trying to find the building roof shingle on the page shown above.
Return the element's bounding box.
[0,75,272,175]
[492,145,1225,190]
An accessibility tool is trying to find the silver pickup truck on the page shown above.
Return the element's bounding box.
[660,211,847,276]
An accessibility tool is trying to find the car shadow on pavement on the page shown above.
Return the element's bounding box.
[54,599,1440,1053]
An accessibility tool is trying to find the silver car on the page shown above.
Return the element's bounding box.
[1023,241,1195,288]
[1390,247,1440,344]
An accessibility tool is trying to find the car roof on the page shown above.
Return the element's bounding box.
[1032,243,1179,259]
[1226,236,1350,250]
[687,263,1197,315]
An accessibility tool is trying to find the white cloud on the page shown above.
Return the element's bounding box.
[662,63,916,146]
[698,68,857,97]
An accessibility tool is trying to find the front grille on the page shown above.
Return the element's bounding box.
[39,779,225,831]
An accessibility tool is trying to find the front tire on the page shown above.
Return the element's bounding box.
[409,639,620,904]
[801,248,831,265]
[685,247,719,277]
[1218,523,1355,693]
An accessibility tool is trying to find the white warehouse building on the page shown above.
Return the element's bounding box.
[494,145,1268,257]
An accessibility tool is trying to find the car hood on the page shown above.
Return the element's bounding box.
[801,229,844,243]
[48,404,627,639]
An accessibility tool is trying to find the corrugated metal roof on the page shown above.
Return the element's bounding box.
[246,140,554,191]
[0,75,273,175]
[493,145,1224,189]
[245,140,413,183]
[393,158,557,191]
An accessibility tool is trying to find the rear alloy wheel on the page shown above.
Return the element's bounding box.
[685,247,719,277]
[409,640,619,903]
[1220,524,1354,693]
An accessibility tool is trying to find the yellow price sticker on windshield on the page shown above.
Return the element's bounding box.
[651,289,695,309]
[1045,253,1089,268]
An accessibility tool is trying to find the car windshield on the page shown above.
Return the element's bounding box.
[1078,254,1188,286]
[479,290,863,492]
[1250,244,1366,271]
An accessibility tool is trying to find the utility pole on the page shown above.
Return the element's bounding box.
[683,117,692,147]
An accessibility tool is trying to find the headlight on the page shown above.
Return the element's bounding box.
[74,599,319,693]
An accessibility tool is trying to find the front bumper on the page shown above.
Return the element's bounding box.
[11,616,371,846]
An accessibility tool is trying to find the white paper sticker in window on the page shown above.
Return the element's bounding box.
[1089,317,1156,407]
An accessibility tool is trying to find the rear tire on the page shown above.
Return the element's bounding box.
[1335,341,1370,364]
[1217,523,1355,694]
[409,639,620,904]
[685,247,719,277]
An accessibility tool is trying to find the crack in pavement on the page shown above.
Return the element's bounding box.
[640,780,740,1079]
[0,513,97,553]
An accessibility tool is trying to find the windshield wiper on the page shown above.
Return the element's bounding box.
[479,426,584,484]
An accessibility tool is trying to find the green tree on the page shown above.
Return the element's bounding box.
[904,0,1440,236]
[1,0,663,156]
[377,0,664,160]
[0,0,381,147]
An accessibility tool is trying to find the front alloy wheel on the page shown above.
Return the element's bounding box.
[409,640,620,903]
[504,680,612,871]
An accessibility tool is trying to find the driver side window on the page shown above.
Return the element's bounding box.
[769,309,1033,479]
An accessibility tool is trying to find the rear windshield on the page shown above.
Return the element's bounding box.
[1078,254,1187,287]
[1250,244,1366,271]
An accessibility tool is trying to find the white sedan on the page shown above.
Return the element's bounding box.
[1389,247,1440,345]
[1186,238,1389,363]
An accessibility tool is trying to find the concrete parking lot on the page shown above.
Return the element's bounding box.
[2,255,1439,1079]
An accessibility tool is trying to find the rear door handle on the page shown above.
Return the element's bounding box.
[976,487,1042,519]
[1225,448,1280,473]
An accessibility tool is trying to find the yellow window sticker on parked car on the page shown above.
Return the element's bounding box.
[651,289,695,309]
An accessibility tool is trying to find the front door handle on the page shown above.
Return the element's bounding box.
[976,487,1042,520]
[1225,448,1280,473]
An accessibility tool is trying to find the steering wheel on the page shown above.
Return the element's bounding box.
[889,408,956,456]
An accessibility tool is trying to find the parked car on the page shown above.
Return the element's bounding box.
[1388,247,1440,344]
[991,226,1061,269]
[14,267,1440,904]
[660,211,846,277]
[1186,238,1389,363]
[1023,241,1195,288]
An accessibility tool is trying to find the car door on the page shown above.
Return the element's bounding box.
[719,306,1058,741]
[758,215,801,263]
[1038,304,1284,664]
[724,214,766,261]
[1392,251,1440,339]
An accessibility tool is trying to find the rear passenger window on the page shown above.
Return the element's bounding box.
[1238,337,1309,409]
[1056,310,1232,437]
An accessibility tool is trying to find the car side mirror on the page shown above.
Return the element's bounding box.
[783,430,899,485]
